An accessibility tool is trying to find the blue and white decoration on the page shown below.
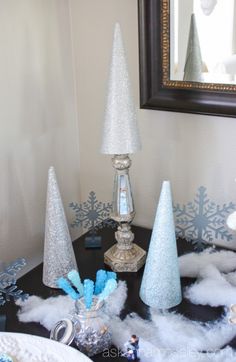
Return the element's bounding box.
[0,258,28,306]
[174,186,235,251]
[70,191,112,231]
[17,248,236,362]
[140,181,182,310]
[56,268,117,310]
[70,191,116,248]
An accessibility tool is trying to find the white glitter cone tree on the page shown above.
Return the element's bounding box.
[140,181,182,309]
[43,167,78,288]
[101,23,141,155]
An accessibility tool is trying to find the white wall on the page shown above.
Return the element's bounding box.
[0,0,81,271]
[70,0,236,249]
[2,0,236,268]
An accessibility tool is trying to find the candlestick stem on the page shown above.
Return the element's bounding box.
[104,154,146,272]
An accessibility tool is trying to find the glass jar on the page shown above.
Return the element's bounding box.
[50,297,112,357]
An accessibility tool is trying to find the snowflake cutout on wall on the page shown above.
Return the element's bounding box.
[69,191,116,247]
[0,258,29,306]
[173,186,236,251]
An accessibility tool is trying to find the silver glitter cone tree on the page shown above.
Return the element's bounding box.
[183,14,203,82]
[140,181,182,309]
[101,23,141,155]
[43,167,78,288]
[101,23,146,272]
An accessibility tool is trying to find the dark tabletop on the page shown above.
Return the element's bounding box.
[2,224,235,361]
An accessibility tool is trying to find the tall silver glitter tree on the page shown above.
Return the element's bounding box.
[43,167,78,288]
[100,23,146,272]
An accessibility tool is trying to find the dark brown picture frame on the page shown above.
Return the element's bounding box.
[138,0,236,118]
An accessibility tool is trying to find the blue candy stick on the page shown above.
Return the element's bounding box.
[83,279,94,310]
[94,269,107,295]
[56,277,79,300]
[106,271,117,281]
[67,270,84,297]
[98,279,117,302]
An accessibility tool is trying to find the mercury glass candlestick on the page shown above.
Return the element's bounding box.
[101,23,146,272]
[104,154,146,272]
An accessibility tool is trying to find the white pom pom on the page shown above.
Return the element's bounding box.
[226,211,236,231]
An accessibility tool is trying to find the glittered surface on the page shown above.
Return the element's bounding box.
[183,14,203,82]
[140,181,182,309]
[101,23,141,155]
[73,298,112,356]
[43,167,77,288]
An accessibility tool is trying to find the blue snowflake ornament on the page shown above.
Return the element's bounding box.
[0,258,29,306]
[70,191,116,247]
[174,186,236,251]
[70,191,113,230]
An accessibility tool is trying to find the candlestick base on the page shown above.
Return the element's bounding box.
[104,243,146,272]
[104,223,146,272]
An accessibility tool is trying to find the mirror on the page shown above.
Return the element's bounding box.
[138,0,236,117]
[170,0,236,84]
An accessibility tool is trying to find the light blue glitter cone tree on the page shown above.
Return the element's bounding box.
[140,181,182,309]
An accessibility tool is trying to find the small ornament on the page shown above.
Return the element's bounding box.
[70,191,116,248]
[123,335,140,361]
[43,167,78,288]
[174,186,235,251]
[140,181,182,309]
